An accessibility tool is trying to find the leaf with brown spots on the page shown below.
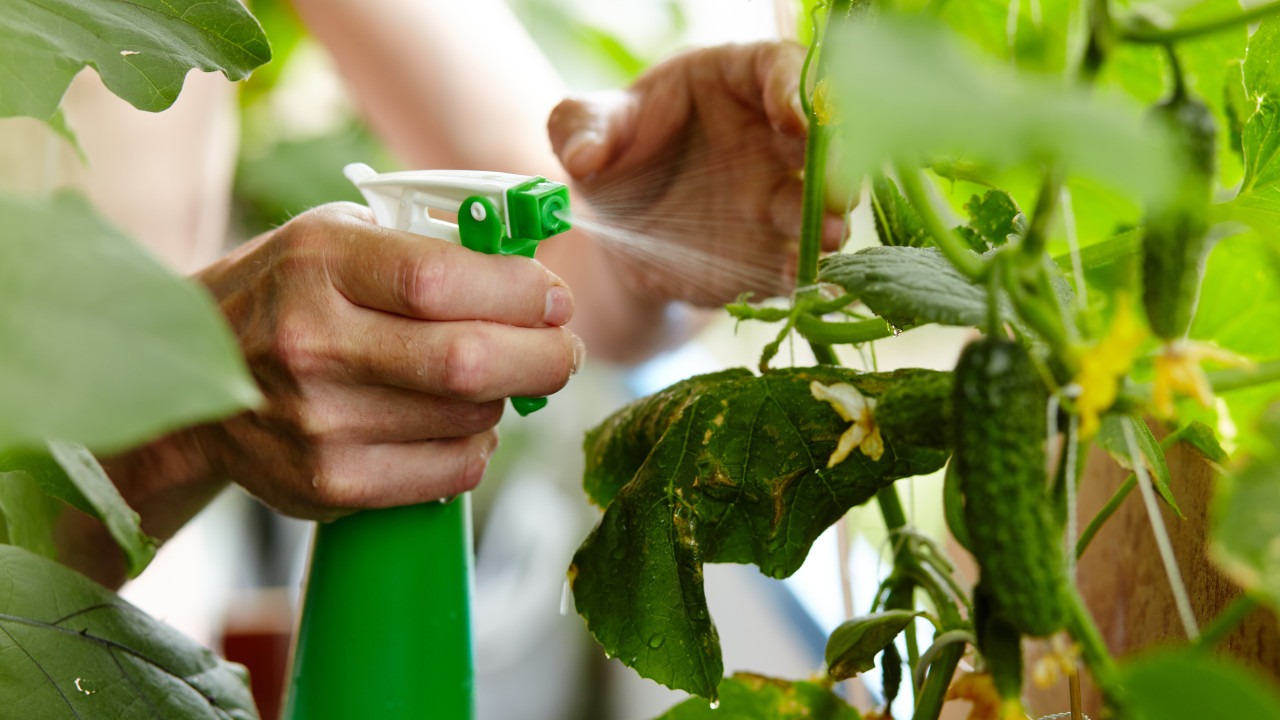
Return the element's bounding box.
[571,367,950,700]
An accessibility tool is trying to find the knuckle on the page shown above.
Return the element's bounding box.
[440,333,492,398]
[270,314,326,377]
[308,463,367,509]
[398,255,452,317]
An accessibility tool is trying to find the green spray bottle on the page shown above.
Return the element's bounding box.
[281,164,572,720]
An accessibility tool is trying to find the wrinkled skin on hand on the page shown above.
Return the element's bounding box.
[187,203,583,519]
[548,41,846,306]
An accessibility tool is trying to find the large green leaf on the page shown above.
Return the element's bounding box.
[0,191,261,455]
[819,246,1009,331]
[1191,233,1280,358]
[572,367,950,700]
[1211,405,1280,608]
[1236,18,1280,207]
[0,0,270,120]
[1123,649,1280,720]
[826,17,1178,202]
[0,545,258,719]
[649,673,861,720]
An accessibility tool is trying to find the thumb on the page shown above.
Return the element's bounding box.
[547,90,636,180]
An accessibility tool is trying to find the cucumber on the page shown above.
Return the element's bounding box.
[953,336,1066,637]
[1142,91,1217,341]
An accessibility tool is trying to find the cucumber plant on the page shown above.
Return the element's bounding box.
[570,1,1280,719]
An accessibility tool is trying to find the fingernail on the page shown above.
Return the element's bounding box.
[561,129,603,176]
[544,285,574,325]
[570,331,587,375]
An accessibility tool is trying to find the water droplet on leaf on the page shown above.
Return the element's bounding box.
[648,634,665,648]
[709,699,720,710]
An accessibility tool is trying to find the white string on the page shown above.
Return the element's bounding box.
[1122,418,1199,639]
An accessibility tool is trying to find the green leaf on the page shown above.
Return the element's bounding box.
[1239,18,1280,197]
[824,610,919,681]
[1162,420,1229,465]
[0,191,261,455]
[573,367,950,700]
[1211,406,1280,607]
[965,189,1022,248]
[1244,16,1280,100]
[0,0,271,120]
[1190,233,1280,358]
[819,246,1005,331]
[0,472,62,560]
[1241,95,1280,195]
[1123,649,1280,720]
[1094,415,1182,518]
[870,175,930,247]
[827,17,1178,203]
[1227,59,1251,152]
[50,441,156,576]
[649,673,860,720]
[0,442,157,576]
[43,108,86,164]
[0,545,259,719]
[1051,228,1142,274]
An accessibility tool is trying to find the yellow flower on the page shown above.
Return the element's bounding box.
[944,672,1024,720]
[1032,634,1080,689]
[1152,341,1254,418]
[813,77,839,126]
[810,381,884,465]
[1073,297,1145,438]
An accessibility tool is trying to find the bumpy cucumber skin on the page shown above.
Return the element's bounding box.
[1142,93,1217,341]
[953,337,1065,637]
[974,582,1023,701]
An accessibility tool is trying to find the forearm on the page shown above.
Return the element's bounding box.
[55,428,225,589]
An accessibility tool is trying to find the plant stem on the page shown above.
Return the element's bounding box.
[1076,473,1136,559]
[1064,588,1129,715]
[893,162,985,280]
[877,485,923,689]
[1022,170,1062,262]
[796,315,895,345]
[798,125,834,291]
[910,641,964,720]
[1121,1,1280,44]
[1207,359,1280,394]
[810,341,840,365]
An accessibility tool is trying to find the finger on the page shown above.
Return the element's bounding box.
[771,176,846,251]
[316,208,575,326]
[822,212,848,251]
[303,385,505,444]
[318,430,501,509]
[343,314,585,401]
[755,41,809,137]
[769,176,806,239]
[547,90,637,179]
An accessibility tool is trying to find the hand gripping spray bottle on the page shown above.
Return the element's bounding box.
[282,164,572,720]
